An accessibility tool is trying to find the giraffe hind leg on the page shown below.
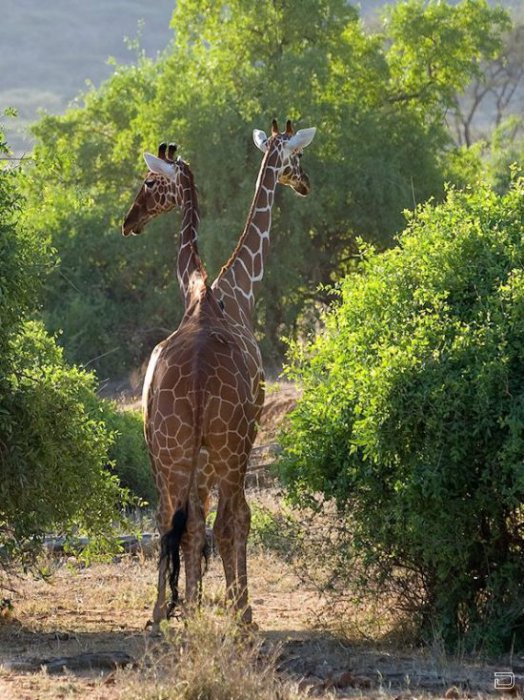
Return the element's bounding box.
[160,507,188,617]
[197,449,213,575]
[180,488,207,608]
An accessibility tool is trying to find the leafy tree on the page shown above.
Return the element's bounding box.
[24,0,511,374]
[485,116,524,194]
[385,0,509,115]
[450,11,524,147]
[280,176,524,652]
[25,58,174,378]
[0,125,125,565]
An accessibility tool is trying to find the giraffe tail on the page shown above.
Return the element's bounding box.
[161,507,188,617]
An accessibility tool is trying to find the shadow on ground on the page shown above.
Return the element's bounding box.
[263,629,513,697]
[0,619,145,676]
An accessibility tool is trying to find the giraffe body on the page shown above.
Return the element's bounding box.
[121,122,316,630]
[143,286,257,623]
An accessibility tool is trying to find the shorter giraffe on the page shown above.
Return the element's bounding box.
[123,141,209,629]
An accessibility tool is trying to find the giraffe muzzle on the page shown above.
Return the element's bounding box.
[294,179,311,197]
[122,214,144,236]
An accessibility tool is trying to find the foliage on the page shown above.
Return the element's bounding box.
[486,116,524,194]
[97,401,155,505]
[25,58,175,378]
[22,0,510,374]
[280,177,524,652]
[385,0,510,114]
[2,322,124,559]
[249,502,301,556]
[0,129,44,365]
[0,126,125,566]
[450,15,524,148]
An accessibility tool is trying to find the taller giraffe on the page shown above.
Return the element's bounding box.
[121,120,316,631]
[211,119,316,434]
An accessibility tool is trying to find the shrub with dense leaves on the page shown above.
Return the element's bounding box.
[98,401,155,505]
[0,127,125,565]
[281,176,524,652]
[2,322,124,559]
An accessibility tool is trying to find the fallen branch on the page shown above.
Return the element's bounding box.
[4,650,135,674]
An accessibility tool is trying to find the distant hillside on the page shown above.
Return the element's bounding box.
[0,0,520,155]
[356,0,519,15]
[0,0,173,154]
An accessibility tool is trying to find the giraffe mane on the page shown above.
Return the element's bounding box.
[217,143,274,279]
[180,160,208,287]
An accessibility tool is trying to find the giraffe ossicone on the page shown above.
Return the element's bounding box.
[122,120,316,632]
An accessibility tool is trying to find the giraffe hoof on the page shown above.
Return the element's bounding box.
[145,619,162,637]
[241,605,253,625]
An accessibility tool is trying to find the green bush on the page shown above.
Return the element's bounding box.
[2,322,124,559]
[0,127,126,565]
[249,503,301,556]
[98,401,156,506]
[281,176,524,653]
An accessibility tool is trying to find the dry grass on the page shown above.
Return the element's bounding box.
[115,608,303,700]
[0,522,519,700]
[0,544,313,700]
[0,384,521,699]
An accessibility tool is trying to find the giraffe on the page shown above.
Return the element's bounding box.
[123,141,210,628]
[121,120,316,631]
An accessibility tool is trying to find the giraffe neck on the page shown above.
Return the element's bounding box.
[213,147,280,321]
[177,162,207,306]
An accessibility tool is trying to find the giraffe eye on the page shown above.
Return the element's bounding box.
[145,180,155,189]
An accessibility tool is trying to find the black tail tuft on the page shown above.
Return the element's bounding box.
[160,507,187,617]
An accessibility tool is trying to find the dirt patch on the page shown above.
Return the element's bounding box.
[1,384,520,698]
[0,559,149,698]
[1,545,520,699]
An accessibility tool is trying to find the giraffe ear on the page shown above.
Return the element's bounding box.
[285,127,317,152]
[253,129,268,152]
[143,152,177,180]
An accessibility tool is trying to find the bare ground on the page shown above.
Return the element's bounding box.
[0,382,522,699]
[1,530,521,699]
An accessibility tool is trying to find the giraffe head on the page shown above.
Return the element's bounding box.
[122,142,184,236]
[252,119,316,196]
